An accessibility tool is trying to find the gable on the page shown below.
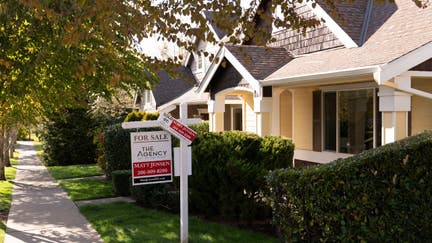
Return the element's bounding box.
[152,67,197,107]
[207,59,247,99]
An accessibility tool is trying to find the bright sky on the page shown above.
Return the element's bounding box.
[140,0,254,58]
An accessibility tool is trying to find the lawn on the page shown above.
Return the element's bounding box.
[0,152,19,243]
[59,178,114,201]
[47,164,104,180]
[80,202,278,243]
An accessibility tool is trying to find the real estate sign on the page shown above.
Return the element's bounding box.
[158,113,197,145]
[130,131,172,185]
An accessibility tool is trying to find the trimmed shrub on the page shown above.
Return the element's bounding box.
[40,108,96,166]
[124,111,159,122]
[143,112,159,121]
[131,182,179,213]
[265,131,432,242]
[190,131,294,221]
[101,123,132,178]
[112,170,132,196]
[189,121,209,134]
[124,111,145,122]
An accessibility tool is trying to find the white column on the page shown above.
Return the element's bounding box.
[179,103,189,243]
[271,88,283,136]
[254,96,272,136]
[379,78,411,144]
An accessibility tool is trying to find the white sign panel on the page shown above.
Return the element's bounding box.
[130,131,172,185]
[158,113,197,145]
[174,147,192,176]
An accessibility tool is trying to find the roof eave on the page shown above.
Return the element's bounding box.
[263,66,380,87]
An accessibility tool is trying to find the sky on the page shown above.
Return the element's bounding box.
[140,0,255,58]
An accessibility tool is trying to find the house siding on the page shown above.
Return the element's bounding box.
[269,4,343,55]
[411,78,432,134]
[280,90,293,138]
[292,88,313,150]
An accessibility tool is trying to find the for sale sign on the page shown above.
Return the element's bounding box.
[130,131,172,185]
[158,113,197,145]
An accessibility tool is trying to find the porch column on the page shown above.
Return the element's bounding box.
[379,76,411,145]
[271,88,284,136]
[208,96,225,132]
[291,88,313,150]
[254,96,272,136]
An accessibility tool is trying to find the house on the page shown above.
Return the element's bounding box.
[142,0,432,165]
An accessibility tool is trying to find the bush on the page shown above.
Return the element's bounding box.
[124,111,159,122]
[131,182,179,213]
[40,108,96,166]
[189,121,209,134]
[190,131,294,221]
[265,131,432,242]
[112,170,132,196]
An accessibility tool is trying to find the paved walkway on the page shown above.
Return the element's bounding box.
[4,141,103,243]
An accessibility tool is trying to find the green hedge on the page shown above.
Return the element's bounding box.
[112,170,132,196]
[124,111,159,122]
[40,108,96,166]
[265,131,432,242]
[131,182,179,213]
[190,131,293,221]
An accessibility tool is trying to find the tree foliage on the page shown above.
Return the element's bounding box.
[0,0,427,179]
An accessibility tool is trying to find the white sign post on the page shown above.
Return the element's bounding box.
[121,102,200,243]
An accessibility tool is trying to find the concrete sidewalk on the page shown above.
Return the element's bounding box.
[4,141,103,243]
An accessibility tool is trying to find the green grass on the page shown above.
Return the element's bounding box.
[47,164,103,180]
[59,178,114,201]
[0,151,19,243]
[80,202,278,243]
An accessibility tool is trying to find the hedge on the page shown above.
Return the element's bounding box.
[265,131,432,242]
[112,170,132,196]
[190,131,294,221]
[40,108,96,166]
[131,182,179,213]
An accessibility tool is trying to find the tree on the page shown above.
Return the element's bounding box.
[0,0,427,180]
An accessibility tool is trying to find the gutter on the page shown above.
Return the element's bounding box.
[263,66,380,86]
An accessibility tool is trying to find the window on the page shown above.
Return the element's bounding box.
[195,52,205,72]
[320,87,380,154]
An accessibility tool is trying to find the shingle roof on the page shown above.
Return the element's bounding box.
[152,67,197,107]
[318,0,369,45]
[225,45,293,80]
[202,10,228,40]
[264,0,432,82]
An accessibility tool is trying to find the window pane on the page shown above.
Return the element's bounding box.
[324,92,336,151]
[339,89,374,154]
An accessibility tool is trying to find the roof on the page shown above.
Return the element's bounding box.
[153,67,197,107]
[264,0,432,83]
[318,0,370,45]
[202,10,229,40]
[225,45,293,80]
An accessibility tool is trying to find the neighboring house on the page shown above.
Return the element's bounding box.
[195,0,432,164]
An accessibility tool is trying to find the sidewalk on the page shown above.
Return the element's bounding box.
[4,141,103,243]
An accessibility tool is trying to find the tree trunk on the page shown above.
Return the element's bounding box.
[0,125,5,180]
[8,125,18,160]
[4,128,11,167]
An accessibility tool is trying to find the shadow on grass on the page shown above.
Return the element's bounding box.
[80,202,278,243]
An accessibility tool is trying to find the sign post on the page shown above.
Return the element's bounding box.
[122,102,200,243]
